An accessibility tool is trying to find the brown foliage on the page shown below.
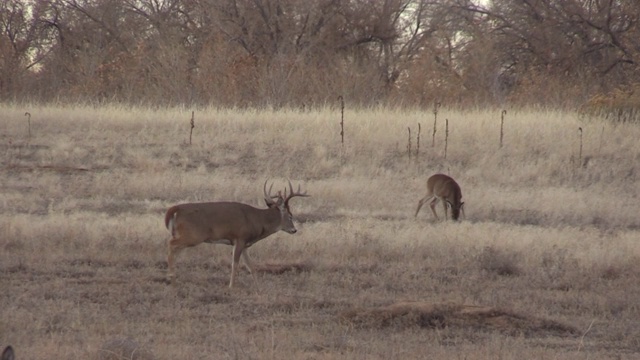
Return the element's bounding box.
[1,0,640,108]
[581,83,640,123]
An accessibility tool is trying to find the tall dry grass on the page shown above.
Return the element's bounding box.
[1,104,639,359]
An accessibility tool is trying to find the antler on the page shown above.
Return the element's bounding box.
[263,180,279,206]
[283,180,309,206]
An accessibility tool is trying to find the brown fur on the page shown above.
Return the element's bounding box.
[1,346,14,360]
[165,182,308,288]
[415,174,464,221]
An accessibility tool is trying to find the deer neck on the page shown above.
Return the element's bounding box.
[258,206,285,237]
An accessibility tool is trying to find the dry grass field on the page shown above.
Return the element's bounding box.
[1,104,639,359]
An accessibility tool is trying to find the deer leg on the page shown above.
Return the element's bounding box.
[167,238,185,283]
[242,250,259,286]
[415,195,433,217]
[429,198,440,220]
[230,242,244,288]
[442,201,449,220]
[242,250,254,272]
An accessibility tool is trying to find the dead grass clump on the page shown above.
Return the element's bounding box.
[599,264,629,281]
[3,263,28,275]
[340,302,449,329]
[339,301,578,337]
[257,261,313,275]
[196,293,231,305]
[484,208,544,227]
[477,246,522,277]
[98,337,155,360]
[538,248,579,286]
[67,258,111,268]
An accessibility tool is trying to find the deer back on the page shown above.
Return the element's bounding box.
[428,174,462,205]
[166,202,282,244]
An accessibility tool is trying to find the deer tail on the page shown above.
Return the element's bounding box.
[164,205,180,234]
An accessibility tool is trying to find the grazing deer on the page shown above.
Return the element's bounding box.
[415,174,465,221]
[165,180,309,287]
[1,346,14,360]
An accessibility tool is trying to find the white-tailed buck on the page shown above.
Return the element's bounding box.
[415,174,465,221]
[164,180,309,287]
[1,346,14,360]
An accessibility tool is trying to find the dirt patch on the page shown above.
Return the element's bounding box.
[339,301,579,337]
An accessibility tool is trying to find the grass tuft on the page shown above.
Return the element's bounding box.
[477,246,522,277]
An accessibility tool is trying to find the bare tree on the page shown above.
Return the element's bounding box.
[4,0,639,108]
[0,0,57,100]
[470,0,640,105]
